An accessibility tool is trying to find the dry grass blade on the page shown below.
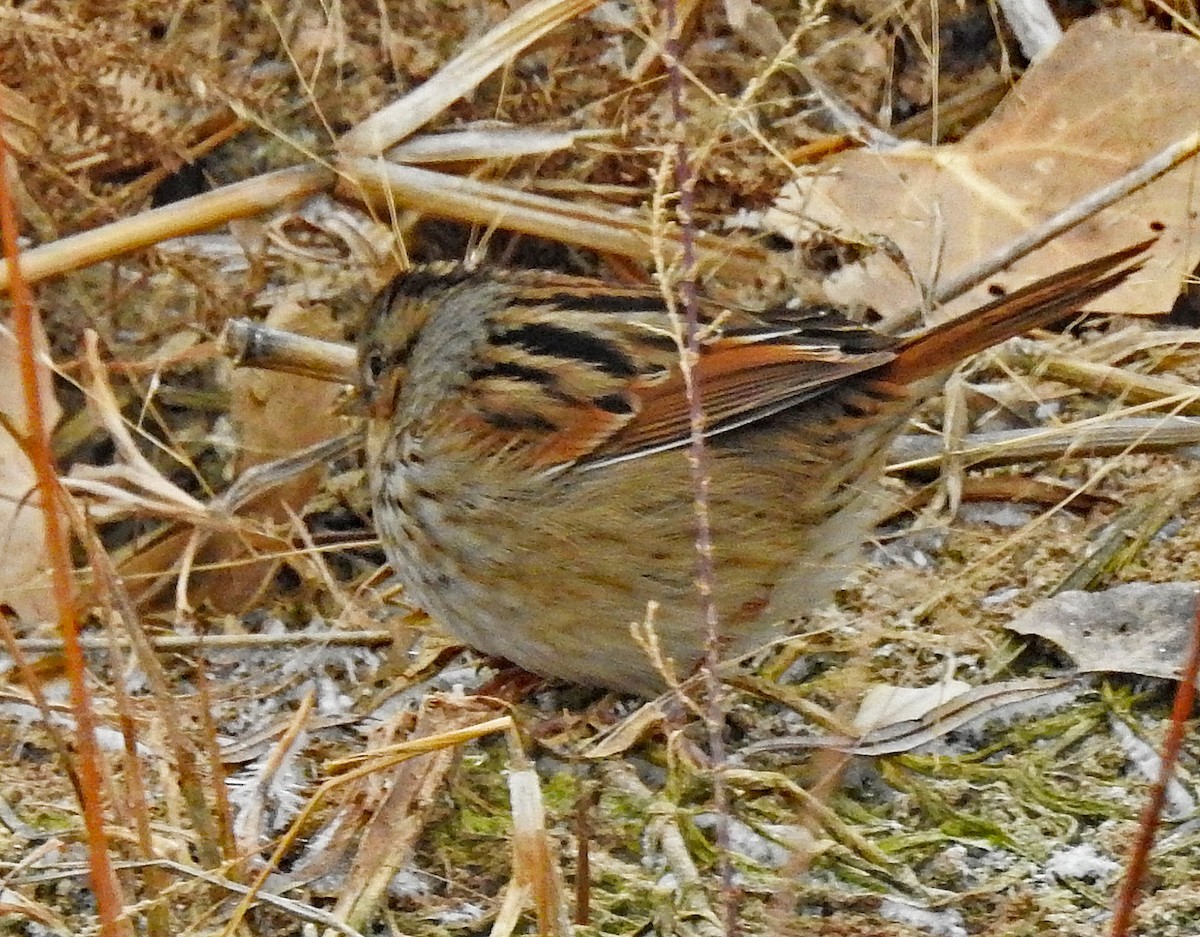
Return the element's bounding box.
[0,2,618,294]
[338,0,604,155]
[0,885,70,934]
[720,768,918,890]
[1032,354,1200,415]
[744,676,1085,756]
[70,332,208,518]
[339,157,768,278]
[113,858,369,937]
[889,474,1116,518]
[69,324,355,612]
[325,715,514,772]
[66,496,230,871]
[0,614,83,817]
[385,126,607,164]
[222,709,511,935]
[1052,481,1200,593]
[601,762,724,937]
[506,735,570,937]
[73,514,174,937]
[8,630,392,654]
[330,705,509,932]
[214,432,360,516]
[0,166,332,291]
[888,413,1200,472]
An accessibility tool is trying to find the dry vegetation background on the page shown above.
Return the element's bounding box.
[3,1,1200,935]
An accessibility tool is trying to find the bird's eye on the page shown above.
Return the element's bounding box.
[362,348,387,389]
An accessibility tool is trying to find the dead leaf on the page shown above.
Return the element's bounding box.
[185,299,347,612]
[851,677,972,734]
[767,15,1198,321]
[230,300,345,494]
[0,322,60,622]
[1008,581,1200,685]
[722,0,785,56]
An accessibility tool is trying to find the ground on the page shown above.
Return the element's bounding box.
[1,1,1198,936]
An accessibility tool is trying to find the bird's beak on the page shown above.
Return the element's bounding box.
[367,371,400,422]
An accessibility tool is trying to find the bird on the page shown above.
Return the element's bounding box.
[358,243,1147,695]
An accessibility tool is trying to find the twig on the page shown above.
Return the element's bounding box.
[222,320,359,386]
[1030,354,1200,416]
[797,61,904,150]
[339,157,767,280]
[67,494,228,869]
[3,630,394,655]
[214,432,361,516]
[12,859,370,937]
[887,414,1200,472]
[572,780,596,925]
[0,2,613,291]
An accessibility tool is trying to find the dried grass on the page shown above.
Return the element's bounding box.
[3,2,1200,936]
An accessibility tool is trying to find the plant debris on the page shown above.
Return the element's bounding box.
[3,3,1200,936]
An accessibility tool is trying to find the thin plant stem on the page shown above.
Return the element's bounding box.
[0,128,130,935]
[1108,597,1200,936]
[659,2,736,933]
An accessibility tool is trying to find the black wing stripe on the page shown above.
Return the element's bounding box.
[492,323,639,377]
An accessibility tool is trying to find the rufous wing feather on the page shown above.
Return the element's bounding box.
[463,240,1150,474]
[581,341,895,468]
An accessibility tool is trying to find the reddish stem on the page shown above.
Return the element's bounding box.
[0,132,129,935]
[1109,594,1200,936]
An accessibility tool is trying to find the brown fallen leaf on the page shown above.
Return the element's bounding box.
[229,299,346,503]
[89,298,348,614]
[767,14,1197,321]
[1008,581,1200,686]
[0,321,60,622]
[187,299,348,612]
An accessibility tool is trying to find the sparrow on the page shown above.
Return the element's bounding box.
[359,244,1146,694]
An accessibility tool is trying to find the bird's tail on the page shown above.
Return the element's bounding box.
[881,240,1153,386]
